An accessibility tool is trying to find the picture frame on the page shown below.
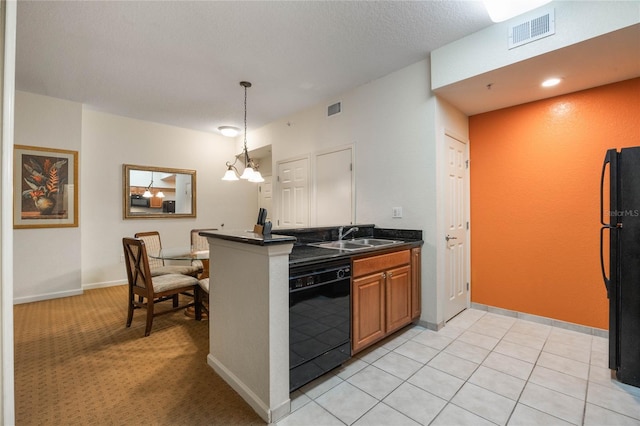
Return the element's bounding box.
[13,145,78,229]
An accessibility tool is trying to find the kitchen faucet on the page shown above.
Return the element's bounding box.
[338,226,359,240]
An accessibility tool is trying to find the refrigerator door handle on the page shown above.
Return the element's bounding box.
[600,149,612,227]
[600,225,612,296]
[599,149,616,296]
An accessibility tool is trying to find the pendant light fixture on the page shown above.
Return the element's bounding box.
[142,172,154,197]
[142,171,166,198]
[221,81,264,183]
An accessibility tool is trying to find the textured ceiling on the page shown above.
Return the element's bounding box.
[16,1,494,134]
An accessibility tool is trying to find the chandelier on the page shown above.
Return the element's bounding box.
[142,171,165,198]
[221,81,264,183]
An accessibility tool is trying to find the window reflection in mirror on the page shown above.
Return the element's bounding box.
[123,164,196,219]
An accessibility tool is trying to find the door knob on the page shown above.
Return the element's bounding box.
[445,235,457,241]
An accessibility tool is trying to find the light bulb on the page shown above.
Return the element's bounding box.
[541,77,562,87]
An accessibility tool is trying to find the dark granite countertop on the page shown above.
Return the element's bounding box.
[199,229,296,246]
[282,225,424,267]
[289,240,422,266]
[201,225,423,266]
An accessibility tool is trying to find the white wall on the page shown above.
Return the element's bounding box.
[248,59,458,327]
[431,1,640,89]
[14,91,83,302]
[13,91,257,301]
[80,108,257,288]
[14,59,471,329]
[251,59,436,230]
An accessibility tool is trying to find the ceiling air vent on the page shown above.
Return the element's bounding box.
[327,102,341,117]
[508,8,555,49]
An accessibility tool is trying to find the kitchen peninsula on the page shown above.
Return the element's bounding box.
[201,229,295,423]
[201,226,423,423]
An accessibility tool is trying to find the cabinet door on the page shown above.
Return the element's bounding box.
[386,264,412,334]
[411,247,422,320]
[352,272,386,353]
[150,195,163,208]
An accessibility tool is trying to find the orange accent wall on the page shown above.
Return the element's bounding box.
[469,78,640,329]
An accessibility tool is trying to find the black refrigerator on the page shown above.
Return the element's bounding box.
[600,146,640,388]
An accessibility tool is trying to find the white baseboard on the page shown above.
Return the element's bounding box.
[82,280,125,290]
[14,288,83,305]
[14,281,125,304]
[207,354,290,423]
[470,302,608,338]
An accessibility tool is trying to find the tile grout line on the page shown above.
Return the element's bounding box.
[581,343,594,426]
[285,310,632,426]
[430,311,498,425]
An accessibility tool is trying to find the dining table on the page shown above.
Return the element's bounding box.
[148,247,210,278]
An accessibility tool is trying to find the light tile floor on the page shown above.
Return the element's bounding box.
[276,308,640,426]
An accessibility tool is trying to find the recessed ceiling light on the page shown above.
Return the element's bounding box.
[218,126,240,137]
[541,77,562,88]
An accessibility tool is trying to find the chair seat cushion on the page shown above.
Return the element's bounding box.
[152,273,198,293]
[150,264,202,277]
[198,278,209,293]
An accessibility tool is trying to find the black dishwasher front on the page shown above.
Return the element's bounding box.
[289,260,351,392]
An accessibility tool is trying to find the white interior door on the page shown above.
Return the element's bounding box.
[444,135,469,321]
[277,158,309,228]
[257,176,273,222]
[315,147,353,226]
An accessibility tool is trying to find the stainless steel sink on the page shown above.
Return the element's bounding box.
[352,238,403,246]
[308,238,403,251]
[310,241,372,251]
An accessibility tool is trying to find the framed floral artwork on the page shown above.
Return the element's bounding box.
[13,145,78,229]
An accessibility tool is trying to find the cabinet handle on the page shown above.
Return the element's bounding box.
[388,272,393,277]
[382,272,386,279]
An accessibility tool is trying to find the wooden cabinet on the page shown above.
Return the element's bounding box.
[352,273,386,351]
[352,249,416,354]
[386,264,412,334]
[411,247,421,320]
[149,193,163,208]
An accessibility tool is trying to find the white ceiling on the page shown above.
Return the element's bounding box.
[16,1,494,134]
[15,2,640,136]
[434,23,640,115]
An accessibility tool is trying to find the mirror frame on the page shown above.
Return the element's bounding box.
[123,164,196,219]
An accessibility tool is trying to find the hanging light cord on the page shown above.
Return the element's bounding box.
[225,81,253,171]
[243,82,250,168]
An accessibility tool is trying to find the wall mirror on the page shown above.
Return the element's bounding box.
[123,164,196,219]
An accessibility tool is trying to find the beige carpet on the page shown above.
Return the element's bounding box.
[14,285,264,425]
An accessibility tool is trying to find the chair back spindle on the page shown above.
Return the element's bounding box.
[134,231,164,269]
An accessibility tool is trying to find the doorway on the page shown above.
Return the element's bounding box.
[257,176,273,223]
[444,134,469,321]
[276,157,309,228]
[315,146,353,226]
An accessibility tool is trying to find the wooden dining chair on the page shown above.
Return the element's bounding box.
[195,278,209,320]
[122,237,203,336]
[190,229,216,279]
[134,231,202,277]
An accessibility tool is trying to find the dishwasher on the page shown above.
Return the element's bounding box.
[289,259,351,392]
